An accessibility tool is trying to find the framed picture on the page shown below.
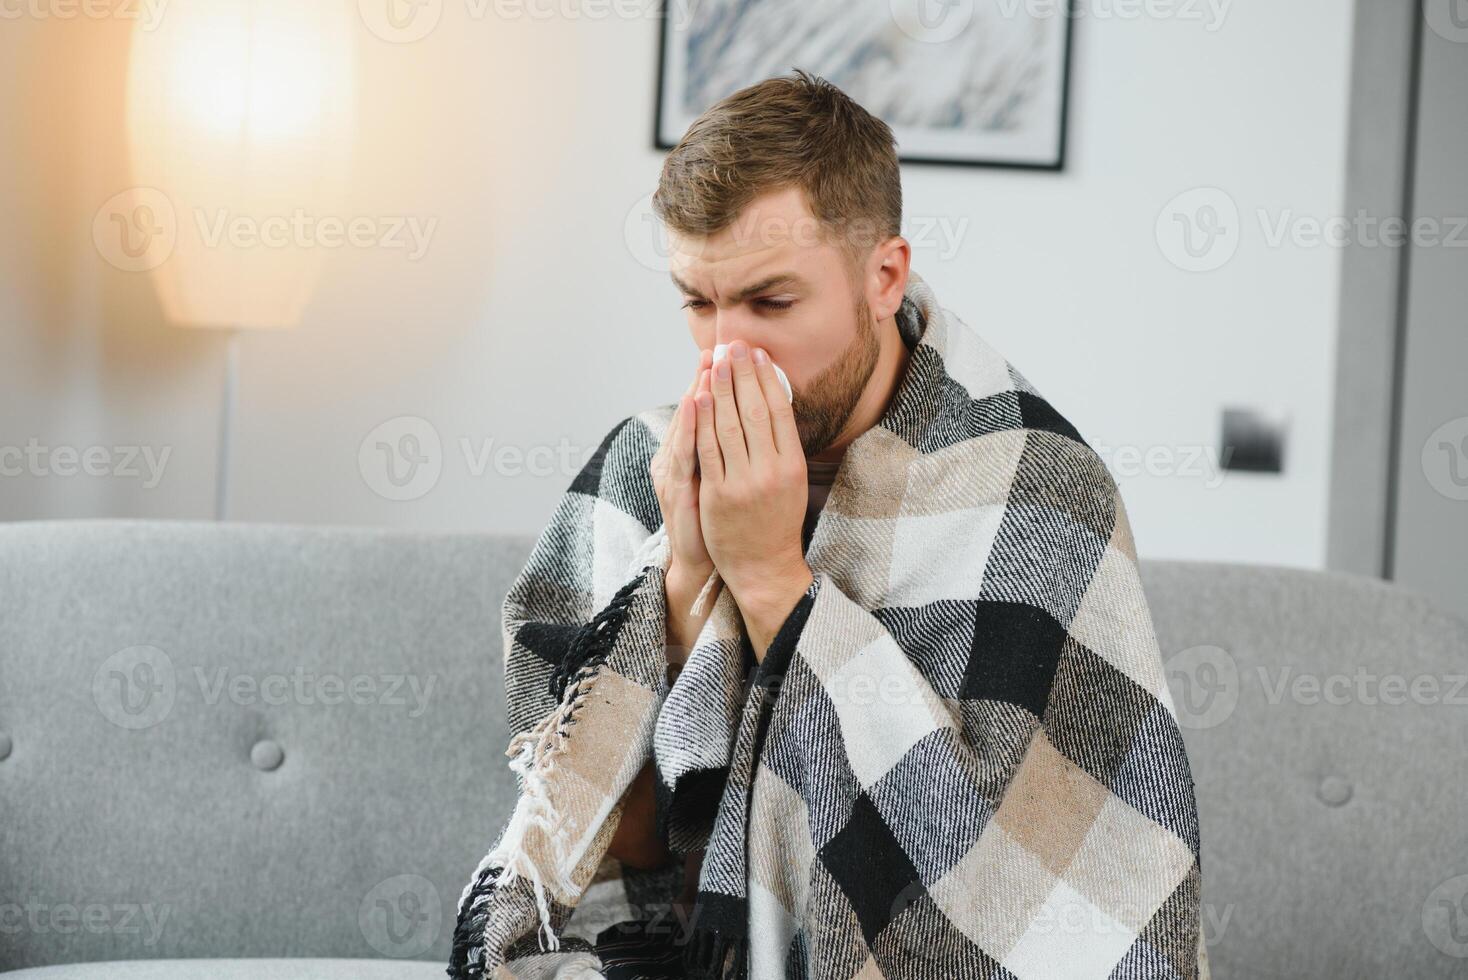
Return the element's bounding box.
[654,0,1075,171]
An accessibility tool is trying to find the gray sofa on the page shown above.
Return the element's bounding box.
[1,520,1465,978]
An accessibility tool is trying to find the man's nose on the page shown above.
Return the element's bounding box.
[713,321,754,352]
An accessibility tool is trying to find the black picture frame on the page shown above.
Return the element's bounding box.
[652,0,1076,172]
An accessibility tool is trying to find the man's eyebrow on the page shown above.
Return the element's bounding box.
[670,272,804,302]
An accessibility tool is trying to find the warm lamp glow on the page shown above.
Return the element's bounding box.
[126,0,356,329]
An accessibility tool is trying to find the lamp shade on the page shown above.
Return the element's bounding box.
[125,0,356,329]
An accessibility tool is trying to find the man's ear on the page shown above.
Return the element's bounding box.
[867,236,911,319]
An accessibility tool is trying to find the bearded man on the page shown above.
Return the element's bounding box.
[451,69,1205,980]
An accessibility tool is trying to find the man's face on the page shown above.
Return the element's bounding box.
[668,186,881,459]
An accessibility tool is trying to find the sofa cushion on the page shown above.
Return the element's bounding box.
[0,520,533,970]
[1140,560,1468,978]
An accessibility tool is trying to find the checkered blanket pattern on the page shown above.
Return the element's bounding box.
[450,269,1207,979]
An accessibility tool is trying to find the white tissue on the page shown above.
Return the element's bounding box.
[711,343,794,403]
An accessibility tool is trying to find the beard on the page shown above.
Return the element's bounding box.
[791,293,881,458]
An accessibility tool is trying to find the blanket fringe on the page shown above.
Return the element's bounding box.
[448,861,501,979]
[456,566,653,971]
[494,724,578,948]
[682,917,748,979]
[687,567,722,619]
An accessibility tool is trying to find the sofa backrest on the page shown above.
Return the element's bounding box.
[1139,559,1468,977]
[0,520,529,970]
[1,520,1465,974]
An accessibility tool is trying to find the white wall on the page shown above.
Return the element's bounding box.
[0,1,1356,569]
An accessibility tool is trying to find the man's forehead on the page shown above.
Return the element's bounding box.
[668,186,835,264]
[670,230,779,269]
[668,220,816,264]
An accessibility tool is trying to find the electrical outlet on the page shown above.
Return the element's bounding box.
[1220,407,1288,473]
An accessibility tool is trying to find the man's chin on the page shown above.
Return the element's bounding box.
[793,401,852,458]
[796,424,833,459]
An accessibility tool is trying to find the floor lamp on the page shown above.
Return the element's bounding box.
[216,330,240,521]
[124,0,356,520]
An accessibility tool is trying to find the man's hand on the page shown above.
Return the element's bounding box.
[693,339,814,659]
[652,351,719,669]
[651,350,718,583]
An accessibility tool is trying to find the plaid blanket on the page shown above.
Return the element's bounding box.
[450,269,1206,979]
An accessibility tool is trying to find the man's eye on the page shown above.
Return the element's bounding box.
[681,298,793,311]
